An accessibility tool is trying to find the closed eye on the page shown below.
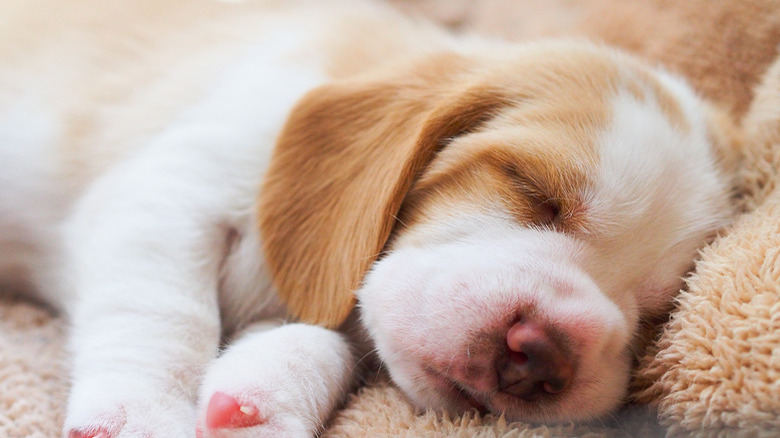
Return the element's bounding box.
[537,200,561,226]
[501,163,562,227]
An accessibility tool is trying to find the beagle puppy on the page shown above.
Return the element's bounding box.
[0,0,735,437]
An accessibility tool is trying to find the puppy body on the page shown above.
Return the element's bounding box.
[1,0,441,324]
[1,2,399,435]
[0,1,733,436]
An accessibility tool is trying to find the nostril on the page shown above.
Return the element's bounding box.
[508,350,528,366]
[542,378,568,394]
[498,319,575,401]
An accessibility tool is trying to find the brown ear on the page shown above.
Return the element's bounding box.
[259,71,507,328]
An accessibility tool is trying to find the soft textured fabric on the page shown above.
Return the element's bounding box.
[0,298,66,438]
[1,1,778,437]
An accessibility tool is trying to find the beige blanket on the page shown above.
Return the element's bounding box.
[2,1,779,437]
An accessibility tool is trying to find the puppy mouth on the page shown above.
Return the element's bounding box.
[422,366,490,414]
[455,384,490,413]
[420,360,566,421]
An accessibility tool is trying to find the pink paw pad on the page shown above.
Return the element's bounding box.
[68,428,112,438]
[205,392,264,430]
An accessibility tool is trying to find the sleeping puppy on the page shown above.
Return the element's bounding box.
[0,0,735,437]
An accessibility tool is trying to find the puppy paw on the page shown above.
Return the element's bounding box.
[64,405,126,438]
[195,323,356,438]
[204,392,264,429]
[64,381,196,438]
[196,391,309,438]
[68,427,114,438]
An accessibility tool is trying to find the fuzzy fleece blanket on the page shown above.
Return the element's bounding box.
[2,1,779,437]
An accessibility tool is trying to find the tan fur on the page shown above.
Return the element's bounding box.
[260,53,513,327]
[391,0,780,120]
[397,50,615,235]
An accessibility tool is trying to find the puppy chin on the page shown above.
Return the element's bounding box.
[388,362,486,413]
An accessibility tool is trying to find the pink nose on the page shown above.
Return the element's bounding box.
[497,320,575,401]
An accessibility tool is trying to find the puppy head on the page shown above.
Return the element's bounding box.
[260,41,733,421]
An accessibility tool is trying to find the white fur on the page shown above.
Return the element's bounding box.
[1,12,343,436]
[0,2,731,437]
[197,323,355,437]
[57,34,332,437]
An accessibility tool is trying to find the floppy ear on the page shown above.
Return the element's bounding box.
[259,71,508,328]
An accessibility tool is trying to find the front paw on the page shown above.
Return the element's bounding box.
[196,391,310,438]
[195,324,356,438]
[64,380,196,438]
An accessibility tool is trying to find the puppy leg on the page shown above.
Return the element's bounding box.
[65,294,220,438]
[63,232,222,438]
[60,131,244,438]
[196,323,357,438]
[60,48,324,437]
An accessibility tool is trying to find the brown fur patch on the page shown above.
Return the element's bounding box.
[260,54,512,327]
[397,46,627,237]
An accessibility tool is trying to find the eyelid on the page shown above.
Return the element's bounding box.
[500,163,561,226]
[537,199,561,225]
